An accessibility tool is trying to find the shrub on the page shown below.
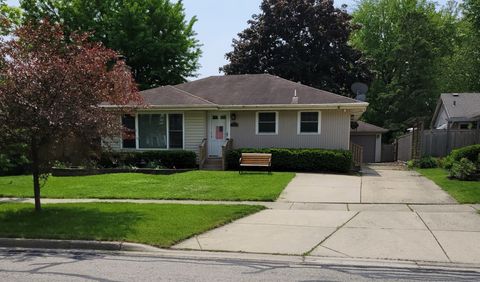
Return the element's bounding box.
[226,148,352,173]
[98,150,197,169]
[445,144,480,169]
[449,158,477,180]
[0,143,30,176]
[408,156,438,169]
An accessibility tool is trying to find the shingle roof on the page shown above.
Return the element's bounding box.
[139,74,364,107]
[440,93,480,120]
[351,121,388,133]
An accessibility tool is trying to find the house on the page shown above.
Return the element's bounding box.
[431,93,480,130]
[105,74,369,167]
[350,121,388,163]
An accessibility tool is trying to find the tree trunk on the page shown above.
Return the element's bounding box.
[31,140,41,212]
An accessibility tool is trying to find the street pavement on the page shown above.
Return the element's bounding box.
[1,249,479,281]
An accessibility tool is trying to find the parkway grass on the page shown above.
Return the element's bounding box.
[416,168,480,204]
[0,202,263,247]
[0,171,295,201]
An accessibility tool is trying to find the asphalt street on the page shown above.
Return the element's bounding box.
[0,249,479,281]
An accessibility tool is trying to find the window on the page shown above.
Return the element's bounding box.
[121,115,136,148]
[168,114,183,149]
[138,114,168,149]
[256,112,277,134]
[298,112,320,134]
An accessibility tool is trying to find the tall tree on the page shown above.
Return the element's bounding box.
[0,21,141,211]
[351,0,456,133]
[222,0,370,96]
[440,0,480,92]
[0,0,22,35]
[20,0,201,89]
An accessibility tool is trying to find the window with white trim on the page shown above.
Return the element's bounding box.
[298,112,320,134]
[256,112,278,134]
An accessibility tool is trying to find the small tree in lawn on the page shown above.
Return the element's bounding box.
[0,20,142,211]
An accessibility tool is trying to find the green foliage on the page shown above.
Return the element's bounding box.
[407,156,438,168]
[0,203,263,247]
[449,158,477,180]
[226,148,352,173]
[0,143,30,176]
[222,0,370,96]
[351,0,457,134]
[0,0,22,35]
[0,171,295,201]
[448,144,480,165]
[98,150,197,169]
[20,0,201,89]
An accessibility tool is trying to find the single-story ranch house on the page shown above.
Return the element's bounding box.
[104,74,371,168]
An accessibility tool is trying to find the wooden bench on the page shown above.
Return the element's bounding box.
[239,153,272,174]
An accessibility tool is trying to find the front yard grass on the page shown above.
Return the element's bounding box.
[0,203,263,247]
[0,171,295,201]
[416,168,480,204]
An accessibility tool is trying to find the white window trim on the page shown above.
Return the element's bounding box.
[255,111,278,135]
[297,111,321,135]
[120,112,185,150]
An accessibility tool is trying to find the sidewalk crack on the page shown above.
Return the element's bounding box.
[415,211,452,263]
[303,211,360,256]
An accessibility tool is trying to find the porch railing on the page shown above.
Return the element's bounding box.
[221,138,233,170]
[198,138,207,169]
[350,142,363,168]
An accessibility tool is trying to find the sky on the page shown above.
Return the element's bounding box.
[5,0,449,78]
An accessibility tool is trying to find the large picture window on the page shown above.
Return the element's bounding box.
[132,113,184,149]
[138,114,168,149]
[298,112,320,134]
[256,112,278,134]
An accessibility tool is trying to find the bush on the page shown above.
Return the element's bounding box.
[445,144,480,169]
[408,156,438,169]
[0,143,30,176]
[226,148,352,173]
[449,158,477,180]
[98,150,197,169]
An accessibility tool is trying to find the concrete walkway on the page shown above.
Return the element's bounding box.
[174,165,480,264]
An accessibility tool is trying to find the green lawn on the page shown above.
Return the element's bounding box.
[0,171,295,201]
[416,168,480,204]
[0,203,263,247]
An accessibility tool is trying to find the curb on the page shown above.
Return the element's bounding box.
[0,238,160,252]
[2,238,480,272]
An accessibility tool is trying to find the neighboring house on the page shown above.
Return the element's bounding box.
[431,93,480,130]
[350,121,388,163]
[104,74,368,165]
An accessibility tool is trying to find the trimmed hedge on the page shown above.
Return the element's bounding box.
[445,144,480,169]
[98,150,197,169]
[226,148,352,173]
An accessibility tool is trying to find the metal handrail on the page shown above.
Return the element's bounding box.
[198,138,207,169]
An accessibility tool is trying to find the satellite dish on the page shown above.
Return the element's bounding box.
[351,82,368,102]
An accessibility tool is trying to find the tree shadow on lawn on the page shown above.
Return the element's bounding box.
[0,203,142,242]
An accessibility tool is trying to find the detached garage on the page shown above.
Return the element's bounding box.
[350,121,388,163]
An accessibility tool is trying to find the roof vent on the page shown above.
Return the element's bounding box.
[452,93,459,97]
[291,89,299,104]
[453,100,456,106]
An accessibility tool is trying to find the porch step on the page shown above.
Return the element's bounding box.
[202,158,223,170]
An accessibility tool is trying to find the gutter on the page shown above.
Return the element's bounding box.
[100,102,369,111]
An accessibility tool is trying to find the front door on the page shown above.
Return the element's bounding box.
[208,112,229,157]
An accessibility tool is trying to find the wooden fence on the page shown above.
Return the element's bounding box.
[395,129,480,161]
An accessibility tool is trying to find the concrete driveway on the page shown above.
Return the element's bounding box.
[278,164,456,204]
[174,165,480,264]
